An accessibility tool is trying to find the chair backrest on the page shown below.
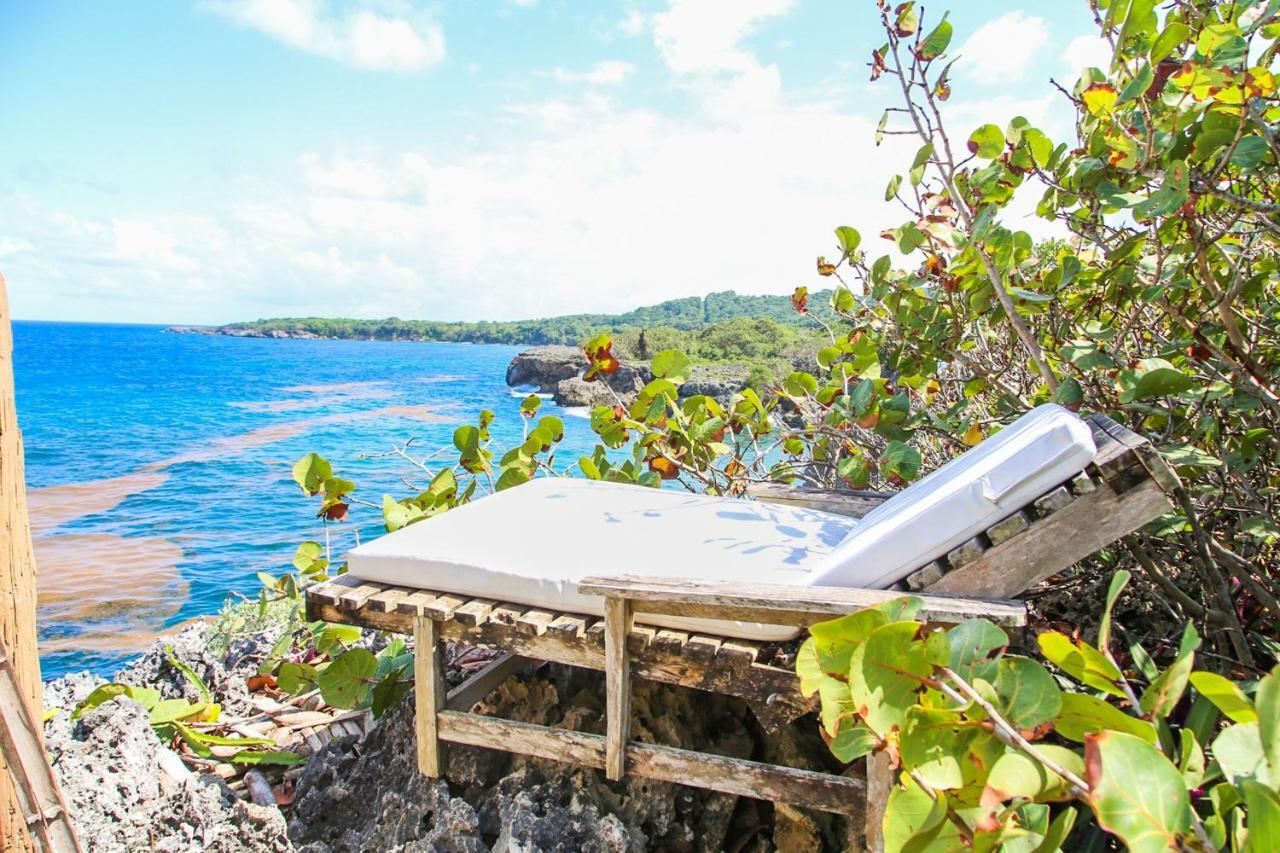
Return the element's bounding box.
[808,404,1097,591]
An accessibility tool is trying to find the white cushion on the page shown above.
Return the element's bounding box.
[809,404,1096,590]
[347,477,857,641]
[346,404,1095,641]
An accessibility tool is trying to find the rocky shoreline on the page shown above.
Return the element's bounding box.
[43,619,857,852]
[505,345,758,409]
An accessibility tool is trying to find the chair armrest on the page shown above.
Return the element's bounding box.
[579,575,1026,628]
[744,483,894,519]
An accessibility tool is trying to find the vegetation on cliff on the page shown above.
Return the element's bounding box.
[199,290,838,347]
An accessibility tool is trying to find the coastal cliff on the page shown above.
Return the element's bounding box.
[505,346,754,408]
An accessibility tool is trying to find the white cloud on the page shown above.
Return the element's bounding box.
[205,0,445,71]
[552,61,637,85]
[1062,35,1112,75]
[651,0,794,74]
[617,10,647,36]
[956,11,1049,84]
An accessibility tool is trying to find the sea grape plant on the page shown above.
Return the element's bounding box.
[801,571,1280,850]
[265,0,1280,843]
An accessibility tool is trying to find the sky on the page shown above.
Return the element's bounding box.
[0,0,1112,325]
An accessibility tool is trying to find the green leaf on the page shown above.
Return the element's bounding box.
[994,656,1062,729]
[983,745,1084,804]
[278,662,319,695]
[166,646,212,702]
[885,174,903,201]
[1243,779,1280,852]
[72,683,130,719]
[917,14,952,61]
[651,349,692,383]
[900,707,965,789]
[1214,721,1276,787]
[495,467,531,491]
[835,226,861,258]
[850,621,944,737]
[319,648,377,709]
[1139,649,1195,719]
[1086,731,1192,853]
[1187,671,1259,717]
[1150,21,1188,63]
[1038,631,1126,696]
[947,618,1008,683]
[826,719,879,763]
[968,124,1005,159]
[1124,358,1196,402]
[1055,693,1158,745]
[1098,569,1130,653]
[292,453,332,496]
[371,669,413,717]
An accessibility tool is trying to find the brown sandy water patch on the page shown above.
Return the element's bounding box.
[36,532,191,656]
[27,472,172,535]
[350,405,457,423]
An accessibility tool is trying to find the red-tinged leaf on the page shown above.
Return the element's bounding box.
[648,456,680,480]
[247,674,277,692]
[791,286,809,315]
[870,48,887,81]
[321,501,350,522]
[817,257,837,276]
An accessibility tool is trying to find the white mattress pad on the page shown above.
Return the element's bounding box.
[346,405,1096,641]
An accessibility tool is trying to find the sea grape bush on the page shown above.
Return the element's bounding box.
[801,572,1280,851]
[261,0,1280,846]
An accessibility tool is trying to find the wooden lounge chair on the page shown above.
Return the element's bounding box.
[304,411,1177,847]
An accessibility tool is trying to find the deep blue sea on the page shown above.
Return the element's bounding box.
[14,322,600,679]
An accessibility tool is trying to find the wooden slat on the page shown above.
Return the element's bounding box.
[986,511,1032,546]
[545,614,587,640]
[929,477,1171,598]
[306,595,813,732]
[307,575,362,607]
[436,711,864,815]
[584,621,606,648]
[516,610,556,636]
[945,537,987,570]
[627,624,656,654]
[365,587,410,613]
[716,641,760,667]
[1070,471,1098,495]
[684,635,721,664]
[653,629,689,655]
[453,599,497,627]
[579,577,1026,627]
[604,597,632,782]
[745,482,893,519]
[489,604,525,627]
[1033,485,1073,516]
[445,653,530,711]
[398,590,444,616]
[413,616,446,777]
[904,562,944,592]
[423,593,468,621]
[338,583,384,611]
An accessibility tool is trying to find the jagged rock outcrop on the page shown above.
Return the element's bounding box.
[504,346,584,392]
[287,663,853,851]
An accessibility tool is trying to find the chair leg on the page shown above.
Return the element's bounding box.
[604,596,632,782]
[414,615,447,778]
[865,751,894,852]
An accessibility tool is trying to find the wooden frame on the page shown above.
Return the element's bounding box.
[304,413,1177,847]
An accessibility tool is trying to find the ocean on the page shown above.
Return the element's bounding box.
[14,322,600,679]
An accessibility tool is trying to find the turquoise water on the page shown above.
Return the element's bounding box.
[14,322,598,678]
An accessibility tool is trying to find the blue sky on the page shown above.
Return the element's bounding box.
[1,1,1110,324]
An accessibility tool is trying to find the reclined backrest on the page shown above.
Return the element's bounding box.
[809,404,1097,591]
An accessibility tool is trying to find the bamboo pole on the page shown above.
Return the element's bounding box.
[0,271,40,853]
